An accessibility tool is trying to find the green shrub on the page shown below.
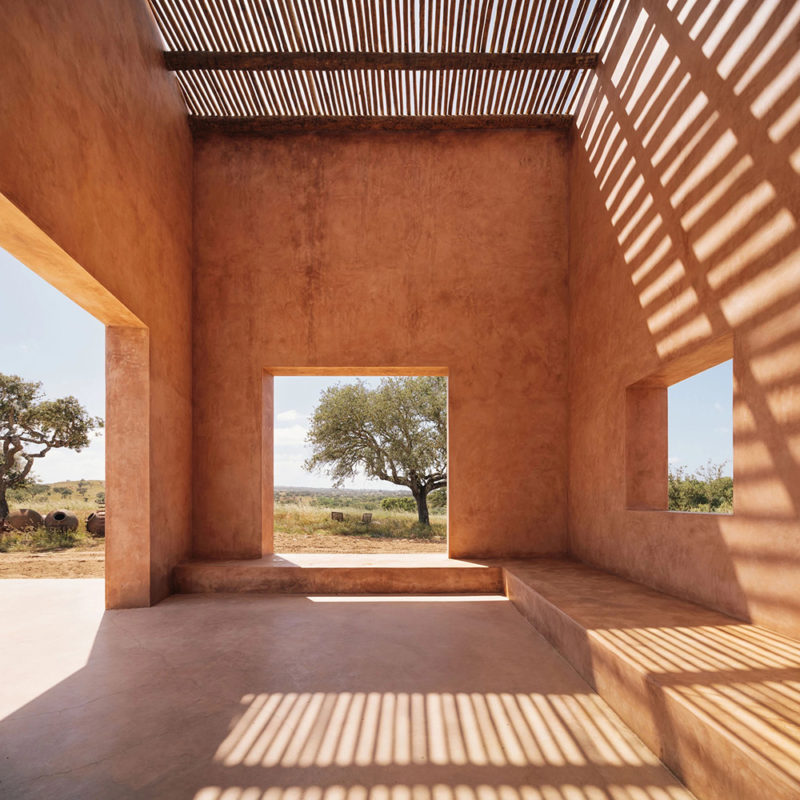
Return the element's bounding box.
[668,461,733,513]
[380,496,416,512]
[428,488,447,509]
[0,526,80,552]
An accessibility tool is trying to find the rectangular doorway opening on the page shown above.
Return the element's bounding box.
[1,194,151,607]
[272,374,448,554]
[0,245,106,578]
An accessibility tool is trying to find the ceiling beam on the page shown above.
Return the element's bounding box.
[189,115,573,135]
[165,51,599,72]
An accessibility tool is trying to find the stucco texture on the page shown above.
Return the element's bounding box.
[2,0,799,639]
[192,131,570,560]
[568,0,800,636]
[0,1,193,605]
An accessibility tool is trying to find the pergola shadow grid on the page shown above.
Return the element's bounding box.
[146,0,611,131]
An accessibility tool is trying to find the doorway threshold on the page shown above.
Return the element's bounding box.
[174,552,503,594]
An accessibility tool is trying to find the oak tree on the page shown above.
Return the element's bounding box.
[305,377,447,525]
[0,373,102,519]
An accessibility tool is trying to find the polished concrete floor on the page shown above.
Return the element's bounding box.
[0,580,694,800]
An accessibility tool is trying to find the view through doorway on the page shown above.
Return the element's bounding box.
[273,375,448,554]
[0,246,106,578]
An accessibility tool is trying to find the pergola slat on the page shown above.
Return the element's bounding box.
[147,0,610,125]
[189,113,573,134]
[164,50,599,72]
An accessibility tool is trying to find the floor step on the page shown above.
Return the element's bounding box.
[174,553,504,594]
[503,557,800,800]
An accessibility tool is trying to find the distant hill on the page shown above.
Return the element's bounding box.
[275,485,412,497]
[44,479,105,491]
[7,479,105,513]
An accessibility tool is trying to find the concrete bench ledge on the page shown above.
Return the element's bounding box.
[174,553,504,594]
[502,558,800,800]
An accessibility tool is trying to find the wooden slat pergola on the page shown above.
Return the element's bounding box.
[147,0,611,133]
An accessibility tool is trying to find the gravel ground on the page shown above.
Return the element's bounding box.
[0,532,446,578]
[0,543,105,578]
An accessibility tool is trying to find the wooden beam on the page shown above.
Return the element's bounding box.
[188,115,573,135]
[165,51,599,72]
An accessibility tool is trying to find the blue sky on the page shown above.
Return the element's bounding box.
[1,248,105,482]
[2,246,733,486]
[275,376,399,489]
[668,360,733,476]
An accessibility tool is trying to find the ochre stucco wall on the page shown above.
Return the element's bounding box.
[0,1,193,604]
[193,131,570,560]
[4,0,798,631]
[568,0,800,635]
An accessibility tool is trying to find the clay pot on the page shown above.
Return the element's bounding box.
[86,510,106,537]
[44,509,79,532]
[7,508,44,531]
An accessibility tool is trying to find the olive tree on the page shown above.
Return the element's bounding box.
[0,373,102,519]
[305,377,447,525]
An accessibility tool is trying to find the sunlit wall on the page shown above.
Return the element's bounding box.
[568,0,800,636]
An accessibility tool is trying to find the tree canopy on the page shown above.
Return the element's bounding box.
[668,461,733,513]
[0,372,103,519]
[304,376,447,524]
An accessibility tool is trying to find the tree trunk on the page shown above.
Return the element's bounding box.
[413,490,430,525]
[0,486,8,521]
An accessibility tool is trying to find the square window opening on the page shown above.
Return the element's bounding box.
[625,336,734,514]
[668,360,733,514]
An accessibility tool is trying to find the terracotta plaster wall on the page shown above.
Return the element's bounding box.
[568,0,800,635]
[193,130,570,560]
[0,1,193,604]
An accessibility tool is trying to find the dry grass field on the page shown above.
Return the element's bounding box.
[0,485,447,577]
[0,479,106,577]
[273,502,447,553]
